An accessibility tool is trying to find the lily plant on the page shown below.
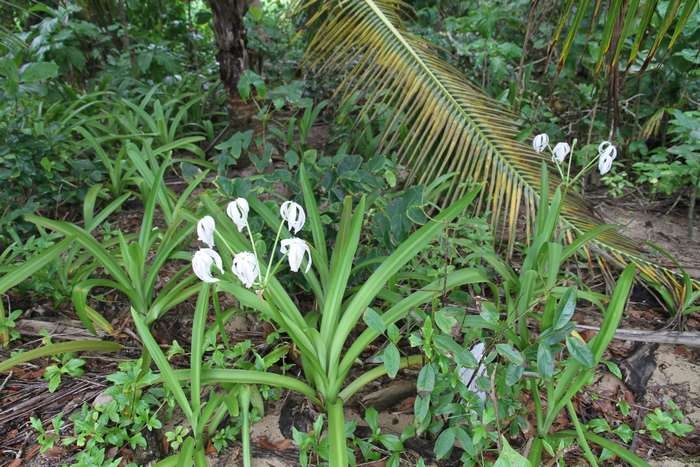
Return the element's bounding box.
[532,132,619,189]
[177,165,487,466]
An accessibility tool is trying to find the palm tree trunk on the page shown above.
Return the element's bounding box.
[208,0,250,117]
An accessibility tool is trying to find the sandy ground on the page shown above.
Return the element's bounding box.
[646,346,700,428]
[596,200,700,277]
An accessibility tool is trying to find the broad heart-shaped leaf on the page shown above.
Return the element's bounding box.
[20,61,58,82]
[302,0,690,305]
[237,69,266,101]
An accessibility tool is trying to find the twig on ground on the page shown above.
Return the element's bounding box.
[576,324,700,347]
[0,371,11,393]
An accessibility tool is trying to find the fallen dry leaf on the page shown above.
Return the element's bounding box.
[45,446,65,457]
[206,440,217,456]
[255,435,293,451]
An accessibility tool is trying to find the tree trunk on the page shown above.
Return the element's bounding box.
[208,0,251,122]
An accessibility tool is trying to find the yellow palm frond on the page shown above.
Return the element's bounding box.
[302,0,691,305]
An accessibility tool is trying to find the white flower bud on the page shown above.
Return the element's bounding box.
[280,201,306,234]
[552,142,571,162]
[532,133,549,153]
[227,198,250,232]
[196,216,216,248]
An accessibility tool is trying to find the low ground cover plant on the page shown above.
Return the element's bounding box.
[1,1,699,466]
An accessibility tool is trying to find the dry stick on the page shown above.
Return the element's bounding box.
[204,121,232,155]
[582,97,599,196]
[575,324,700,347]
[688,185,697,241]
[0,370,11,393]
[515,0,539,108]
[663,188,687,217]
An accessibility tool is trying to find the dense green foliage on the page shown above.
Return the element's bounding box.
[0,1,698,466]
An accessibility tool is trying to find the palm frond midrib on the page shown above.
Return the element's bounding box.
[302,0,686,301]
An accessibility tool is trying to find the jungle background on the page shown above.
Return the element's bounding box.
[0,0,699,466]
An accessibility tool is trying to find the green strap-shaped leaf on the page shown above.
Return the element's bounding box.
[328,187,480,392]
[544,264,636,431]
[629,0,659,65]
[190,286,210,430]
[131,307,193,424]
[557,0,591,73]
[668,0,698,49]
[319,196,366,365]
[25,216,139,303]
[300,164,329,285]
[72,278,121,334]
[0,238,72,294]
[163,368,321,405]
[553,430,651,467]
[641,0,682,70]
[0,340,121,372]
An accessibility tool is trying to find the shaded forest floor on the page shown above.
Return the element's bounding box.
[1,192,699,467]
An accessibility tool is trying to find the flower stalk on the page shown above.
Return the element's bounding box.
[185,167,486,467]
[531,132,619,191]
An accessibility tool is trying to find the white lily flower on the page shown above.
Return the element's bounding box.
[532,133,549,153]
[598,154,614,175]
[597,141,617,175]
[280,201,306,234]
[196,216,216,248]
[280,238,312,273]
[227,198,250,232]
[192,248,224,283]
[552,142,571,162]
[232,251,260,288]
[598,141,617,161]
[457,342,487,401]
